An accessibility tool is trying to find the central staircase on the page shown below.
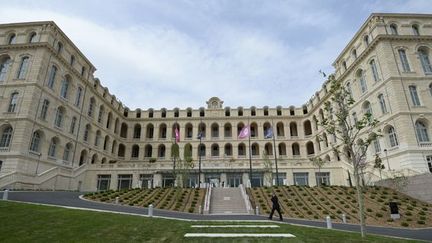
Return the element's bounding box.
[209,187,249,214]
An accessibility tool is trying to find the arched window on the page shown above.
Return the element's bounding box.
[278,143,286,156]
[430,83,432,96]
[346,82,352,96]
[199,107,205,117]
[390,24,398,35]
[290,122,298,137]
[412,24,420,36]
[409,85,421,106]
[276,122,284,137]
[83,124,91,142]
[185,123,193,139]
[133,124,141,139]
[144,145,152,157]
[370,59,380,82]
[30,131,42,152]
[224,123,232,138]
[8,33,16,44]
[416,121,429,142]
[303,120,312,136]
[251,143,259,156]
[56,41,63,54]
[276,106,282,116]
[111,140,117,154]
[419,47,432,74]
[251,106,256,116]
[60,76,70,99]
[322,133,329,147]
[114,118,119,134]
[47,137,58,158]
[386,126,399,147]
[75,87,83,107]
[198,144,206,157]
[131,145,140,158]
[158,144,166,158]
[224,143,232,156]
[238,143,246,156]
[103,136,109,150]
[238,107,243,116]
[106,112,112,129]
[0,56,11,81]
[306,141,315,155]
[292,143,300,156]
[186,108,192,117]
[159,123,167,139]
[0,126,13,148]
[263,106,269,116]
[264,142,273,156]
[225,107,230,117]
[237,122,244,137]
[357,69,367,93]
[342,61,347,71]
[161,108,166,118]
[70,55,75,66]
[118,144,126,157]
[352,49,357,59]
[362,101,373,118]
[54,106,65,128]
[8,92,18,113]
[29,32,37,43]
[250,122,258,138]
[146,124,154,139]
[98,106,105,123]
[63,143,72,162]
[398,49,410,72]
[91,154,98,164]
[211,144,219,157]
[211,123,219,138]
[70,116,77,134]
[95,130,101,146]
[364,35,369,46]
[378,94,388,114]
[120,123,128,138]
[17,56,29,79]
[47,65,57,89]
[79,150,87,166]
[88,97,96,117]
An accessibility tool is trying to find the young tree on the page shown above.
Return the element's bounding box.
[310,157,327,186]
[374,154,385,180]
[320,74,380,237]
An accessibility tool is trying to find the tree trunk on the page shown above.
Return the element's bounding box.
[354,169,366,237]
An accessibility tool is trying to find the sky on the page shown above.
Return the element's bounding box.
[1,0,432,110]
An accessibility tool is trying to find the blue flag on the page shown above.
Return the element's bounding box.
[264,127,273,139]
[197,132,203,139]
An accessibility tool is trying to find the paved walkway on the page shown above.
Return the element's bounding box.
[1,191,431,241]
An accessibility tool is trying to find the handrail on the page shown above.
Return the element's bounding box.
[239,184,253,214]
[203,184,212,214]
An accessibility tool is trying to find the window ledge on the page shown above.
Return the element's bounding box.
[29,150,41,156]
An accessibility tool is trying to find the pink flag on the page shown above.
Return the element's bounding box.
[238,125,250,139]
[175,127,180,143]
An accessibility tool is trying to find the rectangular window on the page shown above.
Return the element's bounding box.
[70,117,77,134]
[409,85,421,106]
[370,60,380,82]
[398,50,410,72]
[373,139,381,153]
[273,173,286,186]
[140,174,153,189]
[75,87,82,107]
[60,80,69,99]
[17,57,29,79]
[360,77,367,93]
[117,174,132,190]
[293,172,309,186]
[315,172,330,186]
[47,66,56,89]
[162,174,175,187]
[40,99,49,120]
[0,160,2,172]
[97,175,111,191]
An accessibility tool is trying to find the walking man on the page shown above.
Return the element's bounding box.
[269,192,283,221]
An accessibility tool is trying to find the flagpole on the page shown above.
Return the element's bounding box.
[248,118,252,187]
[271,120,279,186]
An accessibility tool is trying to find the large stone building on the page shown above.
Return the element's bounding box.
[0,13,431,191]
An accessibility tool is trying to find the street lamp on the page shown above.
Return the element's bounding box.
[383,149,391,170]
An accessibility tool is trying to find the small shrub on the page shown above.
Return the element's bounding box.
[387,219,394,222]
[324,202,330,205]
[330,206,336,210]
[406,218,412,222]
[419,216,426,221]
[419,211,426,216]
[381,206,387,211]
[422,207,428,211]
[406,206,413,211]
[351,209,357,214]
[405,211,412,216]
[375,213,383,218]
[314,215,319,219]
[366,208,373,213]
[417,220,425,225]
[307,211,313,215]
[344,205,350,208]
[336,210,342,214]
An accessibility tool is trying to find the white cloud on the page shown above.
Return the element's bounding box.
[0,2,350,110]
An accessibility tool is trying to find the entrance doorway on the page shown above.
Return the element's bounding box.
[205,173,220,187]
[227,173,242,187]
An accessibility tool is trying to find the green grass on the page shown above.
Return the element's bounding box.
[0,201,420,242]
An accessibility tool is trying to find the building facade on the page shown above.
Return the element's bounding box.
[0,13,431,191]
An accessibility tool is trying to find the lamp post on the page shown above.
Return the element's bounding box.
[35,152,42,175]
[383,149,391,170]
[198,121,203,188]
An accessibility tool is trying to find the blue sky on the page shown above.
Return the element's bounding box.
[1,0,432,110]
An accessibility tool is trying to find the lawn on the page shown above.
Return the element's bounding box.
[0,201,420,242]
